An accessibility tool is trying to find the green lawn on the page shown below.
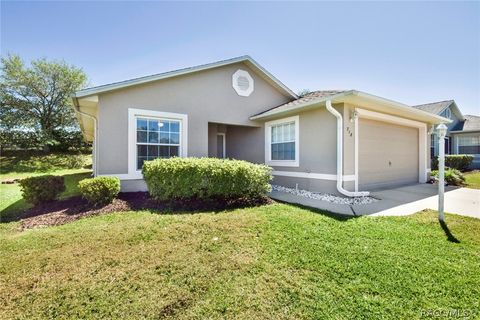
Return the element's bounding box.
[0,152,92,221]
[0,206,478,319]
[465,170,480,189]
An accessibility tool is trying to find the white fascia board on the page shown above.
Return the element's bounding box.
[250,91,350,120]
[251,90,452,124]
[351,91,452,124]
[449,130,480,134]
[73,56,297,99]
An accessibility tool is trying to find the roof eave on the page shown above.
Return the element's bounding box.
[249,91,352,120]
[351,91,452,124]
[450,129,480,133]
[73,55,298,100]
[250,90,452,124]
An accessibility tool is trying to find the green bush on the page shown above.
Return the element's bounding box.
[431,155,473,172]
[430,168,466,186]
[78,177,121,206]
[19,175,65,205]
[142,158,272,201]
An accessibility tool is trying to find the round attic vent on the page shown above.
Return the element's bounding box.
[232,69,254,97]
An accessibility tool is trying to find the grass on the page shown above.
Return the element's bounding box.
[464,170,480,189]
[0,206,478,319]
[0,151,91,179]
[0,152,92,221]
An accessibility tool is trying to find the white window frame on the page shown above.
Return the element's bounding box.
[265,115,299,167]
[127,108,188,179]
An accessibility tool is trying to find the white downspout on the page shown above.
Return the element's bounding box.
[73,98,98,177]
[325,100,369,197]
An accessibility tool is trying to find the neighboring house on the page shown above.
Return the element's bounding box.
[72,56,449,196]
[413,100,480,168]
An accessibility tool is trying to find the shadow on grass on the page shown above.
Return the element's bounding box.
[272,199,357,222]
[439,219,461,243]
[1,189,274,226]
[0,172,91,223]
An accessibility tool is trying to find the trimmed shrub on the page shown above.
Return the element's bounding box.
[430,168,466,186]
[78,177,121,206]
[19,175,65,205]
[431,155,473,172]
[142,157,272,201]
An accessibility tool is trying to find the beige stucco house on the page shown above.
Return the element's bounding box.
[72,56,450,196]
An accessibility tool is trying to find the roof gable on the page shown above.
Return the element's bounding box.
[412,100,464,121]
[412,100,453,115]
[73,56,297,99]
[451,115,480,132]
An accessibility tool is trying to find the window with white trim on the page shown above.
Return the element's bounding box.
[136,117,181,170]
[271,122,295,160]
[265,116,299,167]
[458,136,480,155]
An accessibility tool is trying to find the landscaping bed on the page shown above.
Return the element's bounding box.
[18,192,272,229]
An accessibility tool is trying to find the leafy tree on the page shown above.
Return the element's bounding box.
[0,54,87,150]
[297,89,312,97]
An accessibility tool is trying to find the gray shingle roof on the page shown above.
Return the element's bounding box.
[452,115,480,132]
[251,90,346,117]
[411,100,454,115]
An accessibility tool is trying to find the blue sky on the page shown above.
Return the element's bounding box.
[1,1,479,114]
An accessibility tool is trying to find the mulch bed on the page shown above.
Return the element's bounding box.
[18,192,273,230]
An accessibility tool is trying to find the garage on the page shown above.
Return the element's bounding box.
[358,118,419,190]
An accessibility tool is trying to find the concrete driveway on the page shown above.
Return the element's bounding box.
[270,184,480,218]
[363,184,480,218]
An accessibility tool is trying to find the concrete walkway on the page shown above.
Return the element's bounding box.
[270,184,480,219]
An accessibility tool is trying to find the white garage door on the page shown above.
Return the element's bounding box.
[359,118,419,190]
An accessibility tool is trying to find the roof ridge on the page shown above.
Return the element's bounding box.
[412,99,454,107]
[77,55,251,93]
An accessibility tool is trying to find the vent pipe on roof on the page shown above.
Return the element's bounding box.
[325,100,370,197]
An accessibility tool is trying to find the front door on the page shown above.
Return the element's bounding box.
[217,133,226,158]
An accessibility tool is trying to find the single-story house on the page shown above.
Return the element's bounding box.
[413,100,480,169]
[72,56,450,196]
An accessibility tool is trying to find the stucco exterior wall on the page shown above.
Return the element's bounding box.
[268,105,342,175]
[95,62,291,175]
[225,125,264,164]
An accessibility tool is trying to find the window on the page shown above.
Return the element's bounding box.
[136,117,181,169]
[442,108,452,119]
[265,116,299,167]
[458,136,480,155]
[128,108,188,177]
[430,134,437,158]
[271,122,295,160]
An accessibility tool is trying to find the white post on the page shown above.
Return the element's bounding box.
[437,123,448,222]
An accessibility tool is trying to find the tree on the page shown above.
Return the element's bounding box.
[0,54,87,150]
[297,89,312,97]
